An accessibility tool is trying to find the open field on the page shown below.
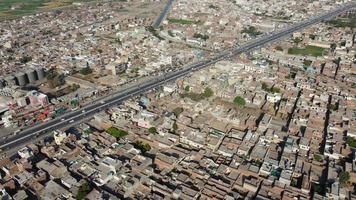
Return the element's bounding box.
[0,0,107,19]
[288,45,326,57]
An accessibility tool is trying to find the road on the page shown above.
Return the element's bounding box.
[152,0,174,28]
[0,2,355,155]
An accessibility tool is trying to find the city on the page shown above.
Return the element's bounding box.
[0,0,355,199]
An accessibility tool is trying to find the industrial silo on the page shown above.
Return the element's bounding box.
[4,75,16,86]
[36,68,45,80]
[15,72,28,86]
[26,69,38,83]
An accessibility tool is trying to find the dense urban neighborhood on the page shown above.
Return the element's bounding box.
[0,0,355,199]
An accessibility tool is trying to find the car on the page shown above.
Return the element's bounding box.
[61,118,65,121]
[69,119,74,123]
[82,110,86,113]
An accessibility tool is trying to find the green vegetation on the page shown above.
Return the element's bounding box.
[76,181,92,200]
[106,127,128,138]
[352,83,356,88]
[203,87,214,98]
[329,104,337,111]
[20,55,32,64]
[172,107,184,117]
[330,43,337,52]
[181,87,214,101]
[288,45,325,57]
[275,46,283,51]
[241,26,262,36]
[346,136,356,148]
[148,127,157,134]
[311,183,322,195]
[167,18,200,25]
[339,171,350,187]
[291,179,298,187]
[133,141,151,154]
[80,66,93,75]
[293,37,303,45]
[327,12,356,28]
[303,60,312,66]
[46,69,65,89]
[208,4,219,10]
[172,122,178,131]
[184,85,190,92]
[130,67,139,74]
[168,30,174,37]
[83,128,92,135]
[233,96,246,106]
[309,34,316,40]
[313,154,323,162]
[193,33,209,41]
[0,0,97,18]
[261,82,281,93]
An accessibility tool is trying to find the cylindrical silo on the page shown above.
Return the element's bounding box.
[36,68,45,80]
[4,75,16,86]
[15,72,28,86]
[26,69,38,83]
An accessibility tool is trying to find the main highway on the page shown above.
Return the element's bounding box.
[0,2,355,155]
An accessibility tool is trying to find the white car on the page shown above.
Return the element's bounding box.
[69,119,74,123]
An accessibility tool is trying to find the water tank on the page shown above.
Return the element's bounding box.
[36,68,45,80]
[15,72,28,86]
[4,75,16,86]
[26,69,38,83]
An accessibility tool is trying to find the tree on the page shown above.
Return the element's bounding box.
[339,171,350,187]
[133,141,151,154]
[173,107,184,117]
[172,122,178,131]
[202,87,214,98]
[106,127,128,138]
[330,43,337,52]
[148,127,157,134]
[80,66,93,75]
[233,96,246,106]
[313,154,323,162]
[76,181,92,200]
[346,137,356,148]
[184,85,190,92]
[20,55,32,64]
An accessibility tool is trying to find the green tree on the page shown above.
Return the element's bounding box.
[172,122,178,131]
[76,181,92,200]
[106,127,128,138]
[133,141,151,154]
[330,43,337,52]
[313,154,323,162]
[339,171,350,187]
[202,87,214,98]
[346,137,356,148]
[148,127,157,134]
[173,107,184,117]
[80,66,93,75]
[184,85,190,92]
[233,96,246,106]
[20,55,32,64]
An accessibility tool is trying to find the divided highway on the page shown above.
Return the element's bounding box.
[152,0,174,28]
[1,2,355,154]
